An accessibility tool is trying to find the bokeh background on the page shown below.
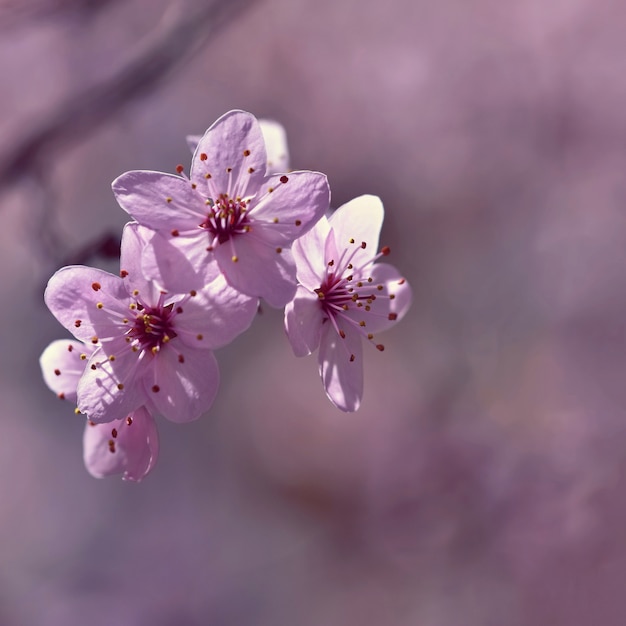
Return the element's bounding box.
[2,0,626,623]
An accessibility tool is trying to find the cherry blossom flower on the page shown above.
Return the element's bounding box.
[284,195,412,412]
[39,339,159,481]
[112,110,330,307]
[187,118,290,175]
[44,222,257,424]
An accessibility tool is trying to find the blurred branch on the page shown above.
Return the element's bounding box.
[0,0,257,189]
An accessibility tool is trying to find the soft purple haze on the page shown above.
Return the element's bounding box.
[2,0,626,624]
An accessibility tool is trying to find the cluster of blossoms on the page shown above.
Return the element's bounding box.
[40,110,412,481]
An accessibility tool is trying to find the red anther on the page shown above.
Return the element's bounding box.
[67,344,74,352]
[178,354,185,363]
[91,282,101,291]
[176,164,184,174]
[126,416,133,425]
[243,149,251,157]
[381,246,391,256]
[54,369,61,376]
[350,354,356,362]
[388,312,398,321]
[152,385,160,393]
[176,306,183,314]
[171,229,180,237]
[58,392,65,400]
[280,175,289,184]
[120,269,129,278]
[295,219,302,226]
[376,344,385,351]
[339,330,346,339]
[200,153,208,161]
[360,241,367,249]
[111,428,118,438]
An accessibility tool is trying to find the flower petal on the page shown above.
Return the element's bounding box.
[77,349,144,423]
[318,322,364,412]
[83,406,159,482]
[142,230,220,295]
[176,274,258,350]
[112,170,203,229]
[214,236,297,307]
[119,222,163,304]
[248,171,330,244]
[345,263,412,334]
[39,339,93,402]
[44,266,130,344]
[291,216,332,290]
[146,346,219,423]
[284,286,324,356]
[259,119,290,175]
[328,195,384,267]
[191,110,267,200]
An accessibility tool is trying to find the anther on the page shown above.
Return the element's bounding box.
[74,408,82,414]
[350,354,355,362]
[117,383,124,390]
[196,334,203,340]
[166,197,172,203]
[328,260,334,267]
[178,354,185,363]
[268,187,274,193]
[388,312,398,321]
[126,416,133,425]
[200,153,208,161]
[152,385,160,393]
[111,428,118,438]
[359,321,366,327]
[339,330,346,339]
[96,302,103,309]
[276,247,282,253]
[349,238,355,244]
[189,290,197,297]
[67,344,73,352]
[295,219,302,226]
[205,173,212,179]
[398,278,406,285]
[58,392,65,400]
[54,369,61,376]
[248,167,255,173]
[367,333,374,340]
[120,270,129,278]
[88,421,96,426]
[132,289,139,296]
[80,353,87,360]
[243,149,251,157]
[280,175,289,184]
[226,167,232,173]
[171,229,180,237]
[382,246,391,256]
[176,164,184,174]
[92,282,101,291]
[232,255,238,262]
[108,440,116,453]
[389,294,396,300]
[91,336,98,344]
[273,217,279,223]
[361,242,367,249]
[90,364,96,370]
[176,306,183,314]
[376,344,385,351]
[109,355,116,361]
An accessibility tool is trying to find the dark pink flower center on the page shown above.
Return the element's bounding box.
[199,193,250,244]
[128,303,177,351]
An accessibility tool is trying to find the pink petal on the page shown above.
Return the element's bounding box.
[284,286,324,356]
[176,274,258,350]
[83,406,159,482]
[119,222,162,304]
[112,170,203,230]
[291,216,331,290]
[328,195,384,267]
[145,346,219,423]
[318,322,364,412]
[142,230,220,295]
[248,171,330,244]
[39,339,93,402]
[191,110,267,200]
[344,263,413,335]
[214,236,297,307]
[259,119,290,175]
[76,349,144,423]
[44,266,130,344]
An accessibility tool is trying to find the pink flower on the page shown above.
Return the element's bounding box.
[44,222,257,424]
[187,118,290,175]
[284,195,412,412]
[112,110,330,307]
[39,339,159,481]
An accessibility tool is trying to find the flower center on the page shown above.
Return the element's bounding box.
[128,303,177,352]
[199,193,250,244]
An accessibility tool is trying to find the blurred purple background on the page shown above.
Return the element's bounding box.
[2,0,626,623]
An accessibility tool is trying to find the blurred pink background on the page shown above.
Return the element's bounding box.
[2,0,626,623]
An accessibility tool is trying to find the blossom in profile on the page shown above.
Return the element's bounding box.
[44,222,257,425]
[187,118,290,175]
[284,195,412,412]
[39,339,159,481]
[113,110,330,307]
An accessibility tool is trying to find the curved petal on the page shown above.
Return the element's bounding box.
[191,110,267,200]
[259,119,290,175]
[284,286,324,356]
[44,266,130,344]
[145,346,219,423]
[112,170,203,229]
[40,339,93,402]
[291,216,331,290]
[248,171,330,244]
[214,236,297,307]
[83,406,159,482]
[119,222,162,304]
[318,322,364,412]
[344,263,412,335]
[142,230,220,295]
[329,195,384,268]
[176,274,258,350]
[77,349,145,423]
